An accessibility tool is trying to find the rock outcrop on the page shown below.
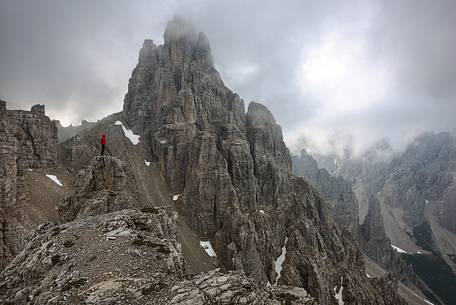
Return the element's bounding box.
[0,101,58,269]
[170,269,316,305]
[58,156,140,222]
[360,196,412,279]
[120,17,407,304]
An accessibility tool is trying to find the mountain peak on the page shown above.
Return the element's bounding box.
[164,16,198,43]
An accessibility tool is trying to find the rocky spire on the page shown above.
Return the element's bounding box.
[120,18,408,304]
[360,195,395,268]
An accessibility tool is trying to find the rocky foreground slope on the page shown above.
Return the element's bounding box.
[0,207,317,305]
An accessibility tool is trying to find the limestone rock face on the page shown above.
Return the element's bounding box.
[0,102,57,269]
[360,196,411,278]
[58,156,140,222]
[292,149,359,238]
[121,18,407,305]
[0,208,185,305]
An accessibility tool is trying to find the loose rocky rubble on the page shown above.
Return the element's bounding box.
[0,208,318,305]
[169,269,317,305]
[0,209,184,305]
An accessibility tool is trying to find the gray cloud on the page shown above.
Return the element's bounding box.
[1,0,455,154]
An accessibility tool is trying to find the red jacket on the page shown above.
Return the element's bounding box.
[101,135,107,145]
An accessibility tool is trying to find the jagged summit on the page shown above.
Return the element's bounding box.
[120,18,408,304]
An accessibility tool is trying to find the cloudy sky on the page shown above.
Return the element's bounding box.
[1,0,455,154]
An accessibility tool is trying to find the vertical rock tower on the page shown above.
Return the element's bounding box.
[122,17,406,304]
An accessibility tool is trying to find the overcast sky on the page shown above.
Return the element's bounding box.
[1,0,455,154]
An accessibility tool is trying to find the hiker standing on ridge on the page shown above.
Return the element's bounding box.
[100,134,107,155]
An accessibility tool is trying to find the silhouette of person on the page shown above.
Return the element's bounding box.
[101,134,107,156]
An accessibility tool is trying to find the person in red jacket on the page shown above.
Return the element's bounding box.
[101,134,107,155]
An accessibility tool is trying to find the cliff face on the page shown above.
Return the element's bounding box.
[315,135,456,304]
[121,17,406,304]
[292,149,359,238]
[0,101,58,269]
[360,196,413,280]
[58,156,141,222]
[292,149,416,290]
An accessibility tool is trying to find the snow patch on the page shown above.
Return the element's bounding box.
[410,290,434,305]
[46,174,63,187]
[199,241,217,257]
[391,244,407,254]
[173,194,182,201]
[114,121,140,145]
[274,237,288,285]
[334,277,344,305]
[144,160,150,166]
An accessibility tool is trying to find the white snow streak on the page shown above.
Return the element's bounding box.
[114,121,140,145]
[199,241,217,257]
[391,244,407,254]
[46,174,63,186]
[144,160,150,166]
[334,277,344,305]
[274,237,288,285]
[173,194,182,201]
[410,290,434,305]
